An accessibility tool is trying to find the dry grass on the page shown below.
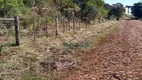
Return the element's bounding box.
[0,20,120,80]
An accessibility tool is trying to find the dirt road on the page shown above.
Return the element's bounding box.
[65,20,142,80]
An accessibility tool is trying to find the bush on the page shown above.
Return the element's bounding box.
[41,17,54,23]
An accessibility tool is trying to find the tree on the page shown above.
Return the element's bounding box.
[97,7,107,23]
[22,0,34,7]
[0,0,25,17]
[83,1,98,23]
[131,2,142,18]
[104,3,112,11]
[79,0,105,22]
[104,3,112,19]
[56,0,80,31]
[108,3,125,20]
[58,0,80,19]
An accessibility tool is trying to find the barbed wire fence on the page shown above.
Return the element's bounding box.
[0,16,19,52]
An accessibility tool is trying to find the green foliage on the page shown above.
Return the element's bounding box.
[19,6,33,29]
[79,0,105,22]
[108,3,126,20]
[131,2,142,18]
[83,4,98,22]
[98,7,107,17]
[22,0,34,7]
[58,0,80,20]
[0,0,25,17]
[0,0,125,26]
[95,0,104,7]
[23,0,49,8]
[41,17,54,23]
[24,76,41,80]
[104,3,112,11]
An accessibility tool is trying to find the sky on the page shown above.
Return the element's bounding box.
[104,0,141,14]
[104,0,141,6]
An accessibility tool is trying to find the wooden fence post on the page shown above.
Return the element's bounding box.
[14,16,20,46]
[62,17,65,33]
[33,17,36,41]
[55,16,58,36]
[73,15,75,31]
[69,20,71,31]
[0,45,2,52]
[46,17,48,37]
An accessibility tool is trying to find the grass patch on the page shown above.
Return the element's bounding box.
[0,77,3,80]
[0,61,8,67]
[0,42,18,52]
[24,76,42,80]
[4,42,17,47]
[66,31,77,36]
[85,22,120,51]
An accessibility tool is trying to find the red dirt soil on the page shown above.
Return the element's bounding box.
[64,20,142,80]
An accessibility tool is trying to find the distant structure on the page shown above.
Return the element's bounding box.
[125,0,142,14]
[125,5,132,15]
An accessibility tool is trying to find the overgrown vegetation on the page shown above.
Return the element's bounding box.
[0,0,126,26]
[0,0,124,80]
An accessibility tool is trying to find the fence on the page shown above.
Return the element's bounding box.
[22,15,86,40]
[0,14,104,50]
[0,16,19,48]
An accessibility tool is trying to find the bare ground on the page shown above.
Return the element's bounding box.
[64,20,142,80]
